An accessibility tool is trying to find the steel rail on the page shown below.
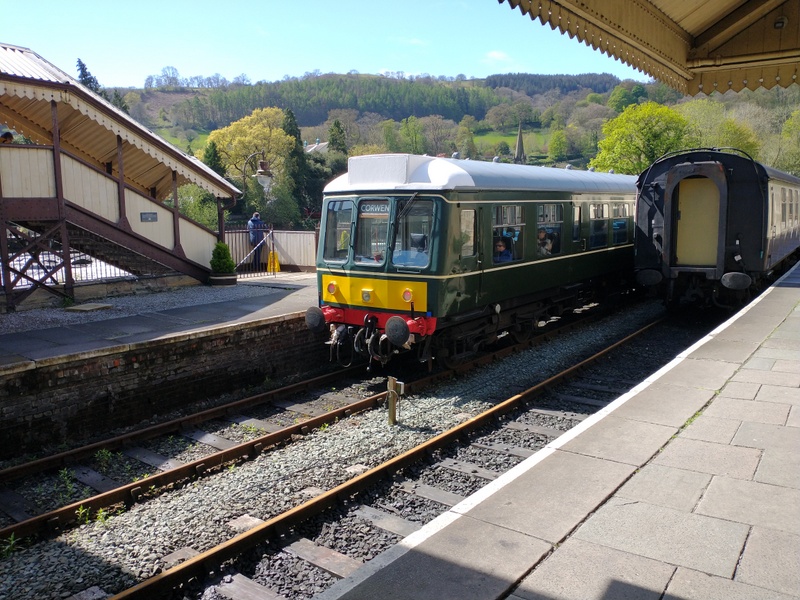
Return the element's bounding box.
[110,316,665,599]
[0,365,365,484]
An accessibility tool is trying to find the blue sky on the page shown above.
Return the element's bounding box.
[4,0,647,88]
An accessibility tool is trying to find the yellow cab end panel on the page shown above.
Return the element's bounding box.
[321,274,427,313]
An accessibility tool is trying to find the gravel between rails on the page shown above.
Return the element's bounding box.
[0,300,669,600]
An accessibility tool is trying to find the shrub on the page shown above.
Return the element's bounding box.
[210,242,236,274]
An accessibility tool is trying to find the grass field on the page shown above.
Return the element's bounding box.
[475,129,551,156]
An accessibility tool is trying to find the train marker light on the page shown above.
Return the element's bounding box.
[327,281,337,295]
[361,289,372,302]
[402,288,413,302]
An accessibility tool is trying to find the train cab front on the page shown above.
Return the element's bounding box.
[305,193,439,369]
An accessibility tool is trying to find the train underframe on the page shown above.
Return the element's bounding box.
[308,272,630,371]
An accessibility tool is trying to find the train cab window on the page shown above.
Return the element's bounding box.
[537,203,563,256]
[354,198,389,265]
[391,196,434,268]
[589,203,609,248]
[322,199,354,262]
[492,204,524,262]
[611,202,629,244]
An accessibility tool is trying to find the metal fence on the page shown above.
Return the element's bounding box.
[226,228,318,279]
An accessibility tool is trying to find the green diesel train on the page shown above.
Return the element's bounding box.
[305,154,637,369]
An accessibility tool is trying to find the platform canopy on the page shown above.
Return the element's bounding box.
[498,0,799,95]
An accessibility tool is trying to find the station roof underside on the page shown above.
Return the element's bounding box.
[499,0,799,95]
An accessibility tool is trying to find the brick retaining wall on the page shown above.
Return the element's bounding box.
[0,313,329,460]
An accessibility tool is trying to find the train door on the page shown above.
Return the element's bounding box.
[674,177,719,266]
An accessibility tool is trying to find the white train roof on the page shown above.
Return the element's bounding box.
[324,154,637,195]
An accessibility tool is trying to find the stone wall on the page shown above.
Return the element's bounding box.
[0,313,330,459]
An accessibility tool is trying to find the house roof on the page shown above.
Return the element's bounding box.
[0,43,240,199]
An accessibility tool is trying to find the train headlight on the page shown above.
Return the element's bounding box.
[361,289,372,303]
[402,288,413,303]
[327,281,337,295]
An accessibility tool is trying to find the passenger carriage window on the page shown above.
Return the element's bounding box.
[611,202,628,244]
[354,198,389,265]
[781,188,787,231]
[459,209,476,257]
[589,203,609,248]
[391,197,434,268]
[537,203,563,256]
[322,199,354,261]
[572,205,581,242]
[492,204,524,262]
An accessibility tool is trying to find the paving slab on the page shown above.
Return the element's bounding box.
[573,497,749,578]
[609,382,714,428]
[686,337,760,363]
[464,450,635,544]
[681,415,741,444]
[512,538,674,600]
[695,476,800,535]
[760,336,800,351]
[615,463,711,512]
[754,346,800,361]
[732,420,800,452]
[558,414,675,465]
[652,437,761,479]
[787,405,800,427]
[664,566,797,600]
[741,357,776,370]
[656,357,739,391]
[730,369,800,387]
[755,448,800,488]
[735,527,800,596]
[718,381,760,399]
[754,384,800,406]
[701,396,790,425]
[327,514,551,600]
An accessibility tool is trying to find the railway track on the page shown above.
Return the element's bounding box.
[0,296,623,543]
[0,301,722,599]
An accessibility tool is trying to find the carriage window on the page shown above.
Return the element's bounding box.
[492,204,524,262]
[322,199,354,262]
[537,203,563,256]
[354,198,389,265]
[589,203,609,248]
[611,202,628,244]
[781,188,787,230]
[572,205,581,242]
[459,209,476,257]
[391,197,434,268]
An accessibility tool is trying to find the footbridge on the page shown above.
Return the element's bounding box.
[0,43,239,310]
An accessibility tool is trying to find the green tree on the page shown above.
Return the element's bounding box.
[177,184,220,229]
[76,59,128,113]
[282,108,315,215]
[328,119,347,154]
[547,129,569,162]
[400,116,425,154]
[590,102,697,174]
[381,119,401,152]
[776,109,800,175]
[717,119,760,158]
[207,107,294,216]
[607,85,636,113]
[201,141,226,177]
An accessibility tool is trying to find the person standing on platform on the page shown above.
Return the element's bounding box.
[248,212,267,270]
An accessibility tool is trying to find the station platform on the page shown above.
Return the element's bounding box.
[0,272,318,365]
[320,264,800,600]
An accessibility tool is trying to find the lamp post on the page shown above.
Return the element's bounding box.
[241,152,274,208]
